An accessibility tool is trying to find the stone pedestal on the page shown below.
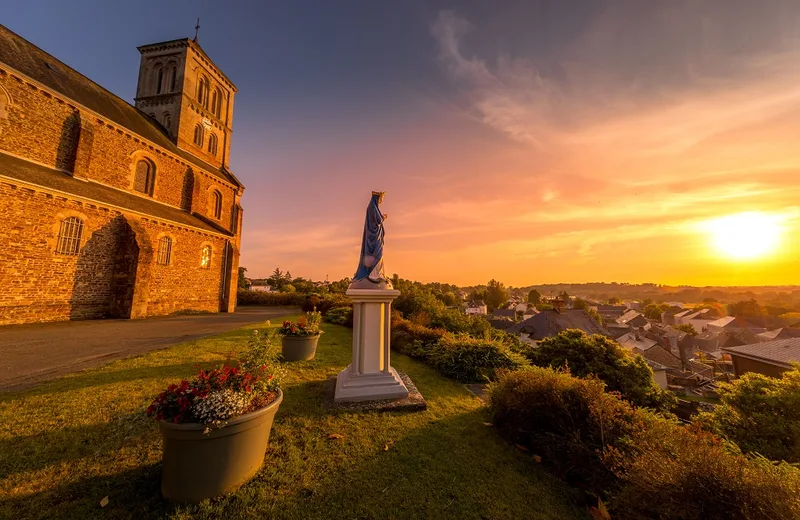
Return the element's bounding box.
[334,288,409,403]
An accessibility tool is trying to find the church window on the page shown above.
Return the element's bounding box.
[194,124,204,146]
[200,245,212,268]
[133,159,155,196]
[162,112,171,130]
[167,64,177,92]
[198,76,210,108]
[154,64,164,94]
[211,89,218,117]
[157,236,173,265]
[208,133,218,155]
[56,216,84,255]
[211,190,222,219]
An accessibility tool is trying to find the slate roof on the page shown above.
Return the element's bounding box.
[757,328,800,342]
[0,152,229,235]
[640,345,683,370]
[468,300,486,308]
[0,24,241,187]
[616,332,657,352]
[509,309,608,340]
[724,338,800,368]
[492,309,516,319]
[617,310,641,324]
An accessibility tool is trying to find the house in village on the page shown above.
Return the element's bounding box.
[756,327,800,342]
[509,308,608,344]
[674,308,716,333]
[492,308,516,320]
[724,338,800,378]
[617,309,650,329]
[706,316,764,334]
[465,300,487,316]
[596,304,628,322]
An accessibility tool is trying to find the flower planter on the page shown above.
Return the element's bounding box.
[281,334,320,361]
[158,389,283,503]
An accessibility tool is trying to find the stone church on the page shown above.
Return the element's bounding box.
[0,25,245,325]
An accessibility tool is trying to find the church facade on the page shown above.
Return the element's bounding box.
[0,25,244,325]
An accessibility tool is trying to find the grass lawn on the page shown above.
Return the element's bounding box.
[0,317,587,520]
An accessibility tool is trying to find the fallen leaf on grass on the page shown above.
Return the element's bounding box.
[515,444,529,452]
[589,498,611,520]
[328,433,344,440]
[482,422,493,427]
[384,441,395,451]
[99,496,109,508]
[532,454,542,463]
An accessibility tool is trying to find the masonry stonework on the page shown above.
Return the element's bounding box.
[0,26,245,325]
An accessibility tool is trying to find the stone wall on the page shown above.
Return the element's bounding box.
[0,179,230,325]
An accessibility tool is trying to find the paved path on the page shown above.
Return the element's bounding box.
[0,306,297,391]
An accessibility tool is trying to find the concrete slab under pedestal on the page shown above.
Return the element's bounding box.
[334,365,409,403]
[325,371,427,412]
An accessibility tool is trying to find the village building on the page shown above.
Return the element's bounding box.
[0,25,243,325]
[509,308,608,344]
[465,300,487,315]
[724,338,800,378]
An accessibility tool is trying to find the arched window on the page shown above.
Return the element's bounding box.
[133,159,155,195]
[162,112,171,130]
[0,87,8,119]
[193,124,204,146]
[157,236,172,265]
[167,63,177,92]
[56,216,84,255]
[200,245,212,269]
[154,64,164,94]
[197,76,210,108]
[208,133,218,155]
[212,190,222,219]
[211,89,218,117]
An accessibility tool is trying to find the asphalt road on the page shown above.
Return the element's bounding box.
[0,306,297,391]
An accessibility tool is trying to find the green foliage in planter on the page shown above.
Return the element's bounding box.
[696,365,800,463]
[526,329,676,412]
[489,369,800,520]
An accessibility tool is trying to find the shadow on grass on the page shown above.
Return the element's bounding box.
[1,361,222,399]
[182,408,587,520]
[0,464,168,519]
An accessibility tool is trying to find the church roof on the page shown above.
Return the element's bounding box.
[0,24,241,188]
[0,151,231,236]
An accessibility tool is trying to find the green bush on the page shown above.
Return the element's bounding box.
[391,318,527,383]
[489,367,637,492]
[236,290,306,306]
[489,369,800,520]
[696,366,800,463]
[324,306,353,327]
[429,335,529,383]
[529,329,676,412]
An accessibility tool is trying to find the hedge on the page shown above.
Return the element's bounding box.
[489,368,800,520]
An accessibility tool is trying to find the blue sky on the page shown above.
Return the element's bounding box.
[4,1,800,285]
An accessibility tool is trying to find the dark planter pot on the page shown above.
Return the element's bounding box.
[281,334,320,361]
[158,389,283,503]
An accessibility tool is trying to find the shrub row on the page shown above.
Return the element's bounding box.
[236,290,350,314]
[391,318,528,383]
[489,368,800,520]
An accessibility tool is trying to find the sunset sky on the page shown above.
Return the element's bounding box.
[5,1,800,286]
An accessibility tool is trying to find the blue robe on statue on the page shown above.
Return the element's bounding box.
[353,193,386,283]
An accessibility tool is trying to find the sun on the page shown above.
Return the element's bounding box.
[703,212,783,260]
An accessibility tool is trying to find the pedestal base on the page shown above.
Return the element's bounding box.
[334,365,409,403]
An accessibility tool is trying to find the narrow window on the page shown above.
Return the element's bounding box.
[200,245,212,268]
[197,77,206,105]
[208,133,218,155]
[154,65,164,94]
[212,190,222,219]
[157,236,172,265]
[133,159,155,195]
[56,216,84,255]
[194,124,204,146]
[167,64,177,92]
[162,112,171,130]
[211,89,218,117]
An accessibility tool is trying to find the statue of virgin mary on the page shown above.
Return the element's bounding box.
[350,191,391,289]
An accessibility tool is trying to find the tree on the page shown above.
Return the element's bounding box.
[485,279,510,312]
[572,297,589,310]
[527,289,542,305]
[237,267,250,290]
[675,323,698,336]
[267,268,286,291]
[727,299,765,318]
[608,296,622,304]
[697,366,800,462]
[779,312,800,326]
[529,329,676,411]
